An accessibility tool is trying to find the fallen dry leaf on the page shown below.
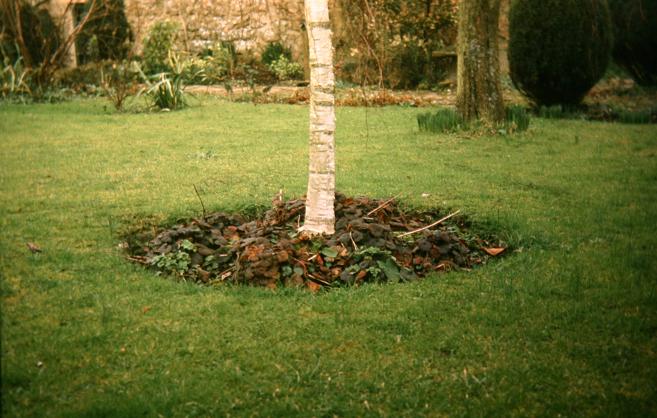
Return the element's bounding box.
[483,247,506,256]
[306,281,322,293]
[26,242,42,253]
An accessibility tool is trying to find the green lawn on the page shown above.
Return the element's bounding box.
[1,97,656,417]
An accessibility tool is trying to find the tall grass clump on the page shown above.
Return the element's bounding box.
[537,105,583,120]
[418,107,530,134]
[505,105,530,132]
[617,108,656,124]
[417,108,464,133]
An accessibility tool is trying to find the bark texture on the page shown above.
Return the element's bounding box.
[456,0,504,124]
[301,0,336,235]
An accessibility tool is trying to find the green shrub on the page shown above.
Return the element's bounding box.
[608,0,657,86]
[75,0,133,64]
[509,0,613,106]
[268,56,303,81]
[184,41,237,84]
[261,42,291,66]
[417,108,464,133]
[142,21,179,74]
[100,61,140,111]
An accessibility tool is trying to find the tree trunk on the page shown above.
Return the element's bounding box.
[456,0,504,124]
[301,0,336,235]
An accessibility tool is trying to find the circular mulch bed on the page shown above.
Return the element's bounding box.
[124,194,506,291]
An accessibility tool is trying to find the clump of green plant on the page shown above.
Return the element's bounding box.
[268,55,303,81]
[261,42,291,66]
[417,108,465,133]
[608,0,657,86]
[509,0,613,106]
[616,108,656,124]
[184,41,237,85]
[142,21,179,74]
[137,52,187,110]
[419,106,530,134]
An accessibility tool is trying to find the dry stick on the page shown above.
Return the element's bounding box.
[397,210,461,238]
[193,184,207,217]
[349,231,359,251]
[126,255,149,265]
[366,195,400,217]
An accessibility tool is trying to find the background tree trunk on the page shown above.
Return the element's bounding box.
[301,0,336,235]
[456,0,504,124]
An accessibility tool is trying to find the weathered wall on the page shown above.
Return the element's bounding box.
[123,0,309,61]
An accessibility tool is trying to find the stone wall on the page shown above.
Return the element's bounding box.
[123,0,309,62]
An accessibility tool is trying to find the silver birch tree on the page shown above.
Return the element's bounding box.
[301,0,336,235]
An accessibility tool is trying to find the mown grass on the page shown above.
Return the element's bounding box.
[1,97,656,417]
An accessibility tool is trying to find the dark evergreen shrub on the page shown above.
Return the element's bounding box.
[0,2,60,65]
[508,0,613,106]
[608,0,657,86]
[75,0,133,64]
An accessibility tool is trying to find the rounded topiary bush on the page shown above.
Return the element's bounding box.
[608,0,657,86]
[508,0,613,106]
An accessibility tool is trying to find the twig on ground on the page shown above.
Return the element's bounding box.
[193,184,207,217]
[349,231,359,251]
[366,195,400,217]
[397,210,461,238]
[126,255,149,264]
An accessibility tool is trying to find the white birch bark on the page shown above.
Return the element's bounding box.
[301,0,336,235]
